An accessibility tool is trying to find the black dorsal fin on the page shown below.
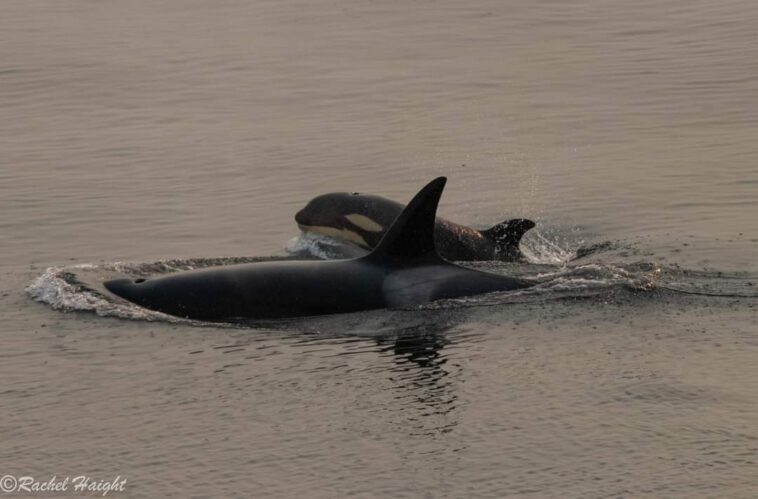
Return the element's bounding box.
[365,177,447,262]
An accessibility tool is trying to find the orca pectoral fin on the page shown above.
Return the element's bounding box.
[365,177,447,262]
[481,218,536,249]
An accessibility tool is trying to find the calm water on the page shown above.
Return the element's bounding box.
[3,0,758,497]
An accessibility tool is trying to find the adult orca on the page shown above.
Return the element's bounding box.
[104,177,532,321]
[295,191,534,261]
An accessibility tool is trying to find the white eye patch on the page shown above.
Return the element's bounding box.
[344,214,384,232]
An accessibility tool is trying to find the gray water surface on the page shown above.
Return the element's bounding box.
[3,1,758,497]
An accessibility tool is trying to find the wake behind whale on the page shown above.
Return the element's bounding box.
[27,257,668,327]
[25,180,753,327]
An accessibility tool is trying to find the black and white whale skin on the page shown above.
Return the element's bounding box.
[103,178,532,321]
[295,191,534,261]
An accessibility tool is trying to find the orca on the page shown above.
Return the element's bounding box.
[104,178,532,321]
[295,191,534,261]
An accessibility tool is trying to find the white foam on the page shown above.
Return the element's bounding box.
[286,233,365,260]
[25,264,178,322]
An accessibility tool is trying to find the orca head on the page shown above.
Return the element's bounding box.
[104,277,150,306]
[295,192,398,248]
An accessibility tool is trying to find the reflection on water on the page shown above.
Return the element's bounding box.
[380,324,459,436]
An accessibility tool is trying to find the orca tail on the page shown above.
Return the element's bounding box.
[365,177,447,263]
[481,218,535,251]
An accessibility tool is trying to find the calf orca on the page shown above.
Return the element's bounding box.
[104,178,532,321]
[295,191,534,261]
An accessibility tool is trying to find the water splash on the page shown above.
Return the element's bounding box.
[286,233,367,260]
[520,230,577,265]
[25,264,177,321]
